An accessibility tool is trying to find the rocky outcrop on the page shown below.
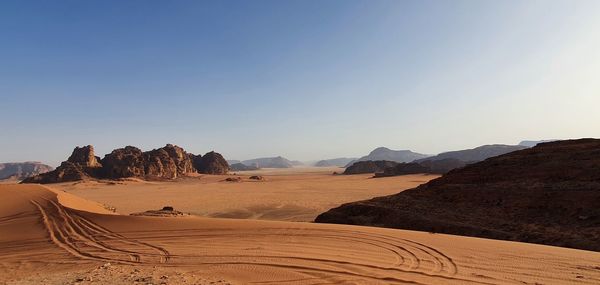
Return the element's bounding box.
[100,146,146,179]
[193,151,229,174]
[21,161,90,184]
[102,145,197,179]
[143,144,195,179]
[343,161,398,175]
[67,145,102,168]
[316,139,600,251]
[230,163,259,171]
[23,144,228,183]
[21,145,104,183]
[0,162,54,180]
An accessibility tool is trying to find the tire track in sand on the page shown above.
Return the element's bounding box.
[31,199,170,264]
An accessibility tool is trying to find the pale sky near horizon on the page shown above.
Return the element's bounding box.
[1,0,600,166]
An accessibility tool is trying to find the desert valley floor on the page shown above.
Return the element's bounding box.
[1,168,600,285]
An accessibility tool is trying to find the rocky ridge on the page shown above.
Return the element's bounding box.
[316,139,600,251]
[22,144,229,184]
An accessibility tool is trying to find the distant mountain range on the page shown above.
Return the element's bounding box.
[314,158,357,167]
[237,156,295,168]
[344,144,534,175]
[316,139,600,251]
[416,144,527,164]
[230,163,260,171]
[0,162,54,180]
[348,147,429,166]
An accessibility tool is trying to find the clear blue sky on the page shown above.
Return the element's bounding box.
[1,0,599,166]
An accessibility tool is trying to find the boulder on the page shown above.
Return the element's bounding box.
[224,177,242,182]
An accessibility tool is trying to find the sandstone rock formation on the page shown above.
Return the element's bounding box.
[193,151,229,175]
[23,144,228,183]
[100,146,146,179]
[21,145,104,183]
[343,160,398,175]
[21,161,90,184]
[0,162,54,180]
[67,145,102,168]
[316,139,600,251]
[143,144,195,179]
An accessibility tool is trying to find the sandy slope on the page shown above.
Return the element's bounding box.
[53,168,437,221]
[1,184,600,285]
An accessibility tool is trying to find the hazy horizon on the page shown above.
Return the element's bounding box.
[2,0,600,166]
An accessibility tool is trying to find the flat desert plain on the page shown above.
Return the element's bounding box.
[2,169,600,285]
[52,167,437,221]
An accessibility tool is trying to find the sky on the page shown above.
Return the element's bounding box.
[1,0,600,166]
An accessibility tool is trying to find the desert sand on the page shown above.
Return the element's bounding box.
[52,168,437,221]
[1,183,600,285]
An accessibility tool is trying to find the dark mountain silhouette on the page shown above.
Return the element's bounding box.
[316,139,600,251]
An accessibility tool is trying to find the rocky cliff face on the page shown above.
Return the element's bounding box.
[23,144,227,183]
[193,151,229,174]
[0,162,54,180]
[67,145,102,168]
[141,144,196,179]
[100,146,146,179]
[316,139,600,251]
